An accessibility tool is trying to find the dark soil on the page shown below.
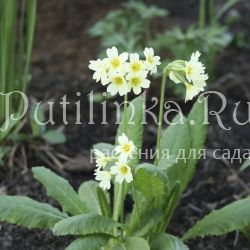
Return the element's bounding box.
[1,0,250,249]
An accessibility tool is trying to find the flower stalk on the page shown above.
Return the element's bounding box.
[113,93,128,232]
[155,68,168,166]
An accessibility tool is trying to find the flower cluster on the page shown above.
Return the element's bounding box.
[94,133,136,190]
[89,46,161,96]
[168,51,208,102]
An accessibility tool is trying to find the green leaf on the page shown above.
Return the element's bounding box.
[115,95,144,167]
[158,155,177,171]
[240,159,250,171]
[78,180,110,215]
[65,235,109,250]
[135,163,169,203]
[0,196,67,229]
[32,167,87,215]
[97,186,112,218]
[42,130,66,144]
[159,114,189,159]
[185,97,207,191]
[129,207,163,238]
[158,115,191,189]
[154,100,207,233]
[151,233,189,250]
[29,103,45,136]
[113,237,150,250]
[241,224,250,241]
[156,181,181,232]
[159,98,207,192]
[182,197,250,241]
[53,213,119,236]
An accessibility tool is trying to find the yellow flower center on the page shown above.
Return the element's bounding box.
[131,62,141,72]
[187,65,193,75]
[130,77,141,87]
[120,165,129,175]
[147,56,153,64]
[111,58,121,68]
[122,143,132,153]
[113,76,124,86]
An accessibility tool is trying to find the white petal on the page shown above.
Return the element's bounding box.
[115,174,124,184]
[133,86,141,95]
[120,52,129,62]
[125,172,133,183]
[118,133,128,144]
[130,53,139,61]
[141,79,150,88]
[107,83,118,96]
[115,145,122,154]
[107,46,118,58]
[118,153,128,163]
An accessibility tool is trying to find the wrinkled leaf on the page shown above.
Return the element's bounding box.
[32,167,87,215]
[184,97,207,191]
[65,235,109,250]
[0,196,67,229]
[53,213,119,236]
[183,197,250,241]
[135,163,169,204]
[113,237,150,250]
[78,180,110,215]
[151,233,189,250]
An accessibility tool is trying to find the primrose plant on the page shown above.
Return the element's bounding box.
[1,47,250,249]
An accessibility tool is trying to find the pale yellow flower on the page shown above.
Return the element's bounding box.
[94,170,111,190]
[88,58,109,85]
[106,46,128,72]
[111,162,133,184]
[144,47,161,74]
[126,71,150,95]
[115,133,136,162]
[107,72,128,96]
[126,53,145,73]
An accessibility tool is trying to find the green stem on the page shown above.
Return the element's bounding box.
[154,73,167,166]
[113,94,128,233]
[113,183,124,222]
[199,0,206,29]
[209,0,215,26]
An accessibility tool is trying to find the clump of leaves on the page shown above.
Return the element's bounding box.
[1,98,250,249]
[89,0,168,53]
